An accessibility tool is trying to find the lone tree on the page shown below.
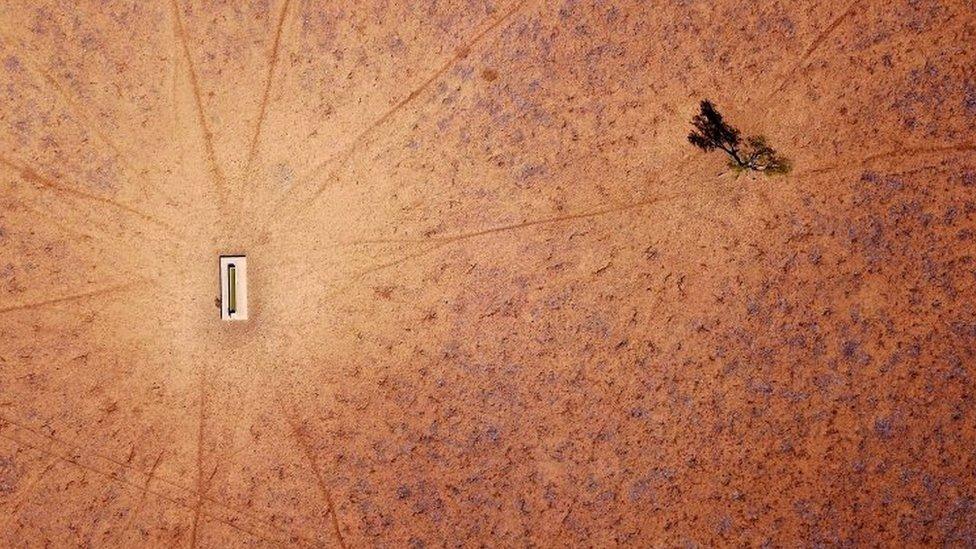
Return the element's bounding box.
[687,100,790,175]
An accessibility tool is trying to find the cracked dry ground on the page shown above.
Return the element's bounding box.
[0,0,975,546]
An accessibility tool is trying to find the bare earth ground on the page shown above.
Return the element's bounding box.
[0,0,974,546]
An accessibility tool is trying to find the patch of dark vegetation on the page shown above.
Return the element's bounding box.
[687,100,791,175]
[964,82,976,115]
[0,455,23,495]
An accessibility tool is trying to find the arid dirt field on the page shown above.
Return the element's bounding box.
[1,0,975,546]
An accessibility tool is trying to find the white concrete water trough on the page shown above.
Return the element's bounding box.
[220,255,248,320]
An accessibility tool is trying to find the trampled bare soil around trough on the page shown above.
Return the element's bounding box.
[1,0,975,546]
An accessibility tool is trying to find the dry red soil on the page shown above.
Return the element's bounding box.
[1,0,975,546]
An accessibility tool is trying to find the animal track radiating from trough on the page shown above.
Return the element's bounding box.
[266,0,530,227]
[0,282,142,315]
[764,0,864,103]
[170,0,226,207]
[0,156,180,238]
[240,0,293,201]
